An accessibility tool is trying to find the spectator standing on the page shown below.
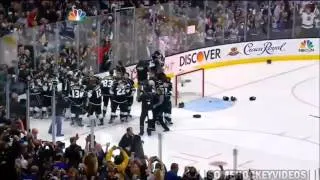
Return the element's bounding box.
[300,3,319,37]
[182,166,201,180]
[106,146,129,179]
[64,135,84,168]
[119,127,134,155]
[166,163,181,180]
[119,127,145,159]
[27,7,38,28]
[10,93,26,130]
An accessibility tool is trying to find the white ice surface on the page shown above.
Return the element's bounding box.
[31,60,319,177]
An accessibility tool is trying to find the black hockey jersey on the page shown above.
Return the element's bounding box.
[139,82,155,103]
[136,60,149,82]
[101,75,114,96]
[153,82,165,107]
[87,85,102,105]
[111,80,131,103]
[125,78,135,97]
[42,81,54,98]
[60,75,71,95]
[29,81,42,95]
[163,81,172,101]
[69,85,86,106]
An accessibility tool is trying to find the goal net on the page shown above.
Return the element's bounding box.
[173,68,204,106]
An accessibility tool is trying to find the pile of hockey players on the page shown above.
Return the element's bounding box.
[25,50,173,136]
[136,51,173,136]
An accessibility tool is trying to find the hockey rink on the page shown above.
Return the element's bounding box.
[32,60,319,175]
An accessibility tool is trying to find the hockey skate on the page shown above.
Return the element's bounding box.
[70,118,75,125]
[108,116,115,124]
[42,112,49,119]
[139,127,144,136]
[98,119,104,126]
[87,120,97,127]
[165,119,173,125]
[77,118,84,127]
[33,113,41,119]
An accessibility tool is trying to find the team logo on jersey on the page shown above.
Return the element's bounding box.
[299,40,314,52]
[68,6,86,21]
[228,47,240,56]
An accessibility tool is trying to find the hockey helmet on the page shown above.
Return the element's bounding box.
[148,79,156,87]
[109,68,115,76]
[152,50,163,60]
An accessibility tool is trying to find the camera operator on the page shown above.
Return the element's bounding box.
[48,80,68,136]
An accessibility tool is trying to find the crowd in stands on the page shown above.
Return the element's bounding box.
[0,1,318,56]
[204,0,319,44]
[0,0,173,37]
[0,121,239,180]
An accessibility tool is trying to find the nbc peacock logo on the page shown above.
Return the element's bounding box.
[299,40,314,52]
[68,6,86,21]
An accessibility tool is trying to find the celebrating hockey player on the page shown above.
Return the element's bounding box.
[109,76,131,124]
[86,76,104,126]
[69,77,86,127]
[29,78,42,119]
[124,72,135,119]
[42,74,54,119]
[163,77,173,125]
[101,69,115,119]
[151,78,170,134]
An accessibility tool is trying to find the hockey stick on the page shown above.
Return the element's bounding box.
[309,115,320,119]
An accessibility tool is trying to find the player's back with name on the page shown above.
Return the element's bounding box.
[163,80,172,100]
[139,82,155,103]
[111,79,130,103]
[30,80,42,96]
[42,81,54,97]
[101,75,114,96]
[69,85,86,106]
[125,78,135,96]
[87,85,102,105]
